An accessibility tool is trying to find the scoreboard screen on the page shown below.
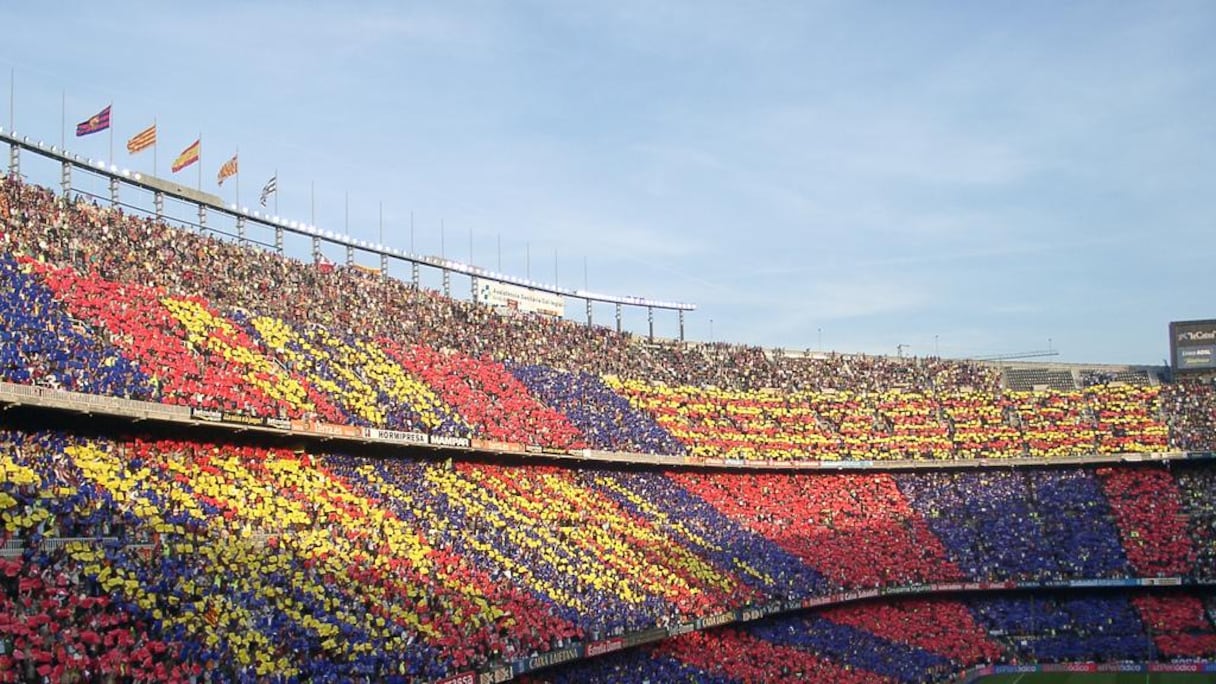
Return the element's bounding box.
[1170,319,1216,372]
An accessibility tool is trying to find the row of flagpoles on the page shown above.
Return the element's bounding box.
[74,104,277,207]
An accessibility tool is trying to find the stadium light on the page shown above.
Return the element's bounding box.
[133,173,141,181]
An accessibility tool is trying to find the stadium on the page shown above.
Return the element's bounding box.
[2,122,1216,683]
[4,6,1216,683]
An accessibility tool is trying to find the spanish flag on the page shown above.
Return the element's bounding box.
[171,139,201,173]
[126,123,156,154]
[76,105,111,137]
[217,154,238,186]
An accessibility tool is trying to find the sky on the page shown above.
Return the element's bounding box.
[2,1,1214,365]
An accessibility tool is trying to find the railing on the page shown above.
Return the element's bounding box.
[0,535,124,557]
[954,661,1216,683]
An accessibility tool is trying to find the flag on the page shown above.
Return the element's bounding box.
[126,124,156,154]
[171,139,201,173]
[259,175,277,206]
[75,105,111,137]
[315,253,334,273]
[217,154,238,186]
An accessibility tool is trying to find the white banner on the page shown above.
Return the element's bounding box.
[474,277,565,317]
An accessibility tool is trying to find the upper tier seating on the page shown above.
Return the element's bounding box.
[4,176,1214,463]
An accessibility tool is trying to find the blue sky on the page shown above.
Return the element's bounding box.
[3,1,1214,364]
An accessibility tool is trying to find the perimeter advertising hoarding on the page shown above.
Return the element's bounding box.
[474,277,565,317]
[1170,319,1216,372]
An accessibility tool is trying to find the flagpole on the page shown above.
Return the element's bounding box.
[234,147,239,209]
[196,131,202,191]
[108,103,113,165]
[152,117,158,177]
[60,90,65,150]
[274,169,278,215]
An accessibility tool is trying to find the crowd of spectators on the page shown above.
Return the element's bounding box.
[0,255,152,400]
[671,470,961,590]
[3,421,1216,680]
[1176,463,1216,581]
[1095,466,1196,577]
[525,591,1216,683]
[6,174,1212,463]
[977,590,1216,663]
[1162,379,1216,451]
[898,469,1132,582]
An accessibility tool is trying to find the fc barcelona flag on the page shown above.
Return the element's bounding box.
[171,139,201,173]
[76,105,111,137]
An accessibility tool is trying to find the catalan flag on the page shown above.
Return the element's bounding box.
[171,139,201,173]
[217,154,238,186]
[75,105,111,137]
[126,123,156,154]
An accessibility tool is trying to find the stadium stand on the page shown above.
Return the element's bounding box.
[4,175,1208,464]
[3,421,1216,680]
[523,591,1216,683]
[3,169,1216,682]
